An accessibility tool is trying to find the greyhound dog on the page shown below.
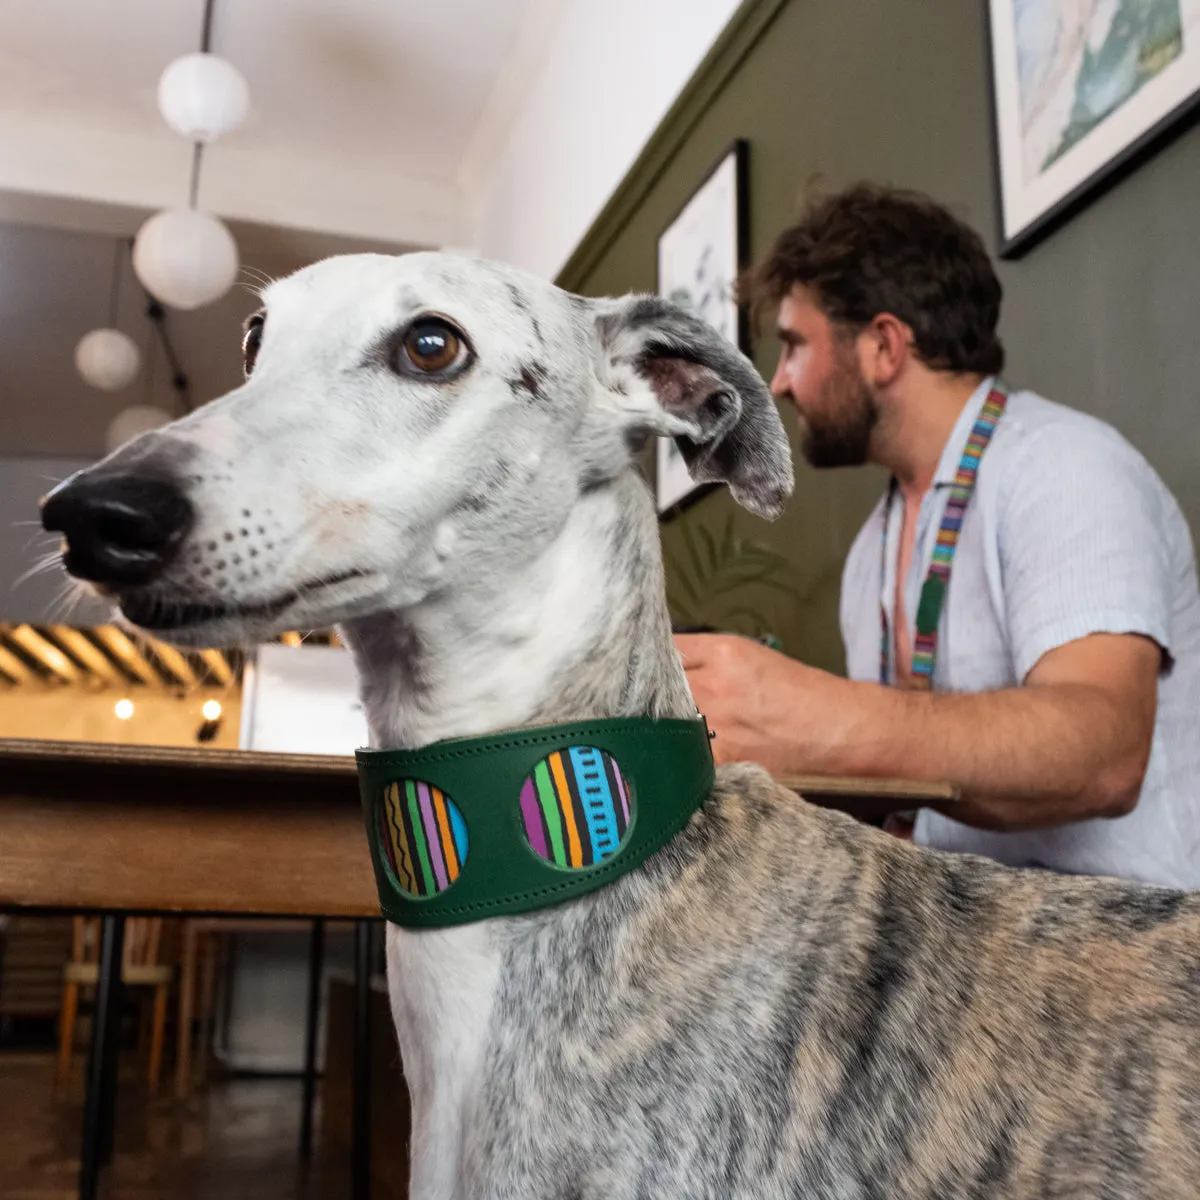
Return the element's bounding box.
[43,253,1199,1199]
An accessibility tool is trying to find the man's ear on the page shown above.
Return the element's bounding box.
[592,295,793,520]
[861,311,913,389]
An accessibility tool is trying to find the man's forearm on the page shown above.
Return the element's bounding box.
[813,680,1151,830]
[676,631,1157,832]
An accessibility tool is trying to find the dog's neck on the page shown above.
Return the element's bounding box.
[341,471,695,751]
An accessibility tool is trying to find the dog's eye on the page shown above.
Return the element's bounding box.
[242,313,264,377]
[400,318,467,376]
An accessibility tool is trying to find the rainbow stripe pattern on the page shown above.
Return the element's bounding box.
[520,746,632,868]
[883,386,1007,689]
[379,780,469,898]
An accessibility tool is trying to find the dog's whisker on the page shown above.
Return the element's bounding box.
[20,529,58,555]
[12,550,65,591]
[238,266,276,296]
[44,577,93,624]
[239,264,274,285]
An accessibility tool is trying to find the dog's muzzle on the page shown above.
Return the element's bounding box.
[42,472,194,587]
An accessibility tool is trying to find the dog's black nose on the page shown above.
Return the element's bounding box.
[41,474,194,586]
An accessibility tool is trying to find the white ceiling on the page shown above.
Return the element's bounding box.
[0,0,555,248]
[0,1,525,159]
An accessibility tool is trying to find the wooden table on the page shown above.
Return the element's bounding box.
[779,772,959,824]
[0,739,378,917]
[0,739,957,913]
[0,738,380,1200]
[0,737,957,1200]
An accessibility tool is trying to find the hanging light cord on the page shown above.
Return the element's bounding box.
[200,0,214,52]
[188,143,204,210]
[127,0,220,407]
[188,0,217,210]
[106,239,123,328]
[142,289,194,415]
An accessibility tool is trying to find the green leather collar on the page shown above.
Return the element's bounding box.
[356,716,714,928]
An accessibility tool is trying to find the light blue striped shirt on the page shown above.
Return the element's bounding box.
[840,377,1200,888]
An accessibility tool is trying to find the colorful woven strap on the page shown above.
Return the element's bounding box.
[880,385,1008,689]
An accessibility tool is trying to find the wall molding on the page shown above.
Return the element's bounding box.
[555,0,789,293]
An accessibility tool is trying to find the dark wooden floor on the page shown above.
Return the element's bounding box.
[0,1052,352,1200]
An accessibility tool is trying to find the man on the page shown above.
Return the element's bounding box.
[677,183,1200,888]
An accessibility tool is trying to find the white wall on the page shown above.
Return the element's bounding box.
[468,0,744,280]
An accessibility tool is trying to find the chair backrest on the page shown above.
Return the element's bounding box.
[71,917,164,970]
[123,917,163,969]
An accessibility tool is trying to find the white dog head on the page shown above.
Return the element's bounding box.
[43,253,792,646]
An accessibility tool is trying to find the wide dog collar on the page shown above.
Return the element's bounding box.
[356,716,714,928]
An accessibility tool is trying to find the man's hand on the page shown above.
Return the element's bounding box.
[675,630,1161,831]
[674,633,855,775]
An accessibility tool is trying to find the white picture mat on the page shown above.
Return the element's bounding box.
[990,0,1200,244]
[239,643,367,756]
[656,150,741,344]
[655,148,742,513]
[655,439,700,515]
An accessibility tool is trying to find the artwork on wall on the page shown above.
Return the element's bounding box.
[654,139,749,517]
[988,0,1200,257]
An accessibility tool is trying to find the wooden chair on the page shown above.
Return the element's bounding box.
[56,916,173,1092]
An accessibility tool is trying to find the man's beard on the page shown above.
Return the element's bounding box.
[800,352,879,468]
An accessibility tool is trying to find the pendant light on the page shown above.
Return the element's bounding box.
[133,0,244,311]
[75,240,142,391]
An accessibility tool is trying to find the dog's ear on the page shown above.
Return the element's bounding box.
[593,295,793,519]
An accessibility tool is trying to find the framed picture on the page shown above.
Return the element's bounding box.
[655,139,749,517]
[987,0,1200,257]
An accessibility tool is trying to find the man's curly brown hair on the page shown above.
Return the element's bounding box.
[747,183,1005,376]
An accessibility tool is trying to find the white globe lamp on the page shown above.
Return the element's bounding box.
[133,207,239,310]
[157,52,249,143]
[74,328,141,391]
[106,406,175,453]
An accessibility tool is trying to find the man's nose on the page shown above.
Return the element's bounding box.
[768,364,791,403]
[41,473,194,586]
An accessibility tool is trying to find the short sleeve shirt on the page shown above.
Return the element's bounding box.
[839,377,1200,888]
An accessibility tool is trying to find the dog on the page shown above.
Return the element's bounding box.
[43,252,1200,1199]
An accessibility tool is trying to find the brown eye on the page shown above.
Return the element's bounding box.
[401,317,466,375]
[242,313,264,377]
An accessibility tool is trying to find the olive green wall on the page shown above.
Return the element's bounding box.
[560,0,1200,674]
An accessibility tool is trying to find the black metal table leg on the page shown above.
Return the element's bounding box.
[98,964,123,1170]
[80,913,125,1200]
[352,919,373,1200]
[299,917,326,1160]
[99,917,127,1170]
